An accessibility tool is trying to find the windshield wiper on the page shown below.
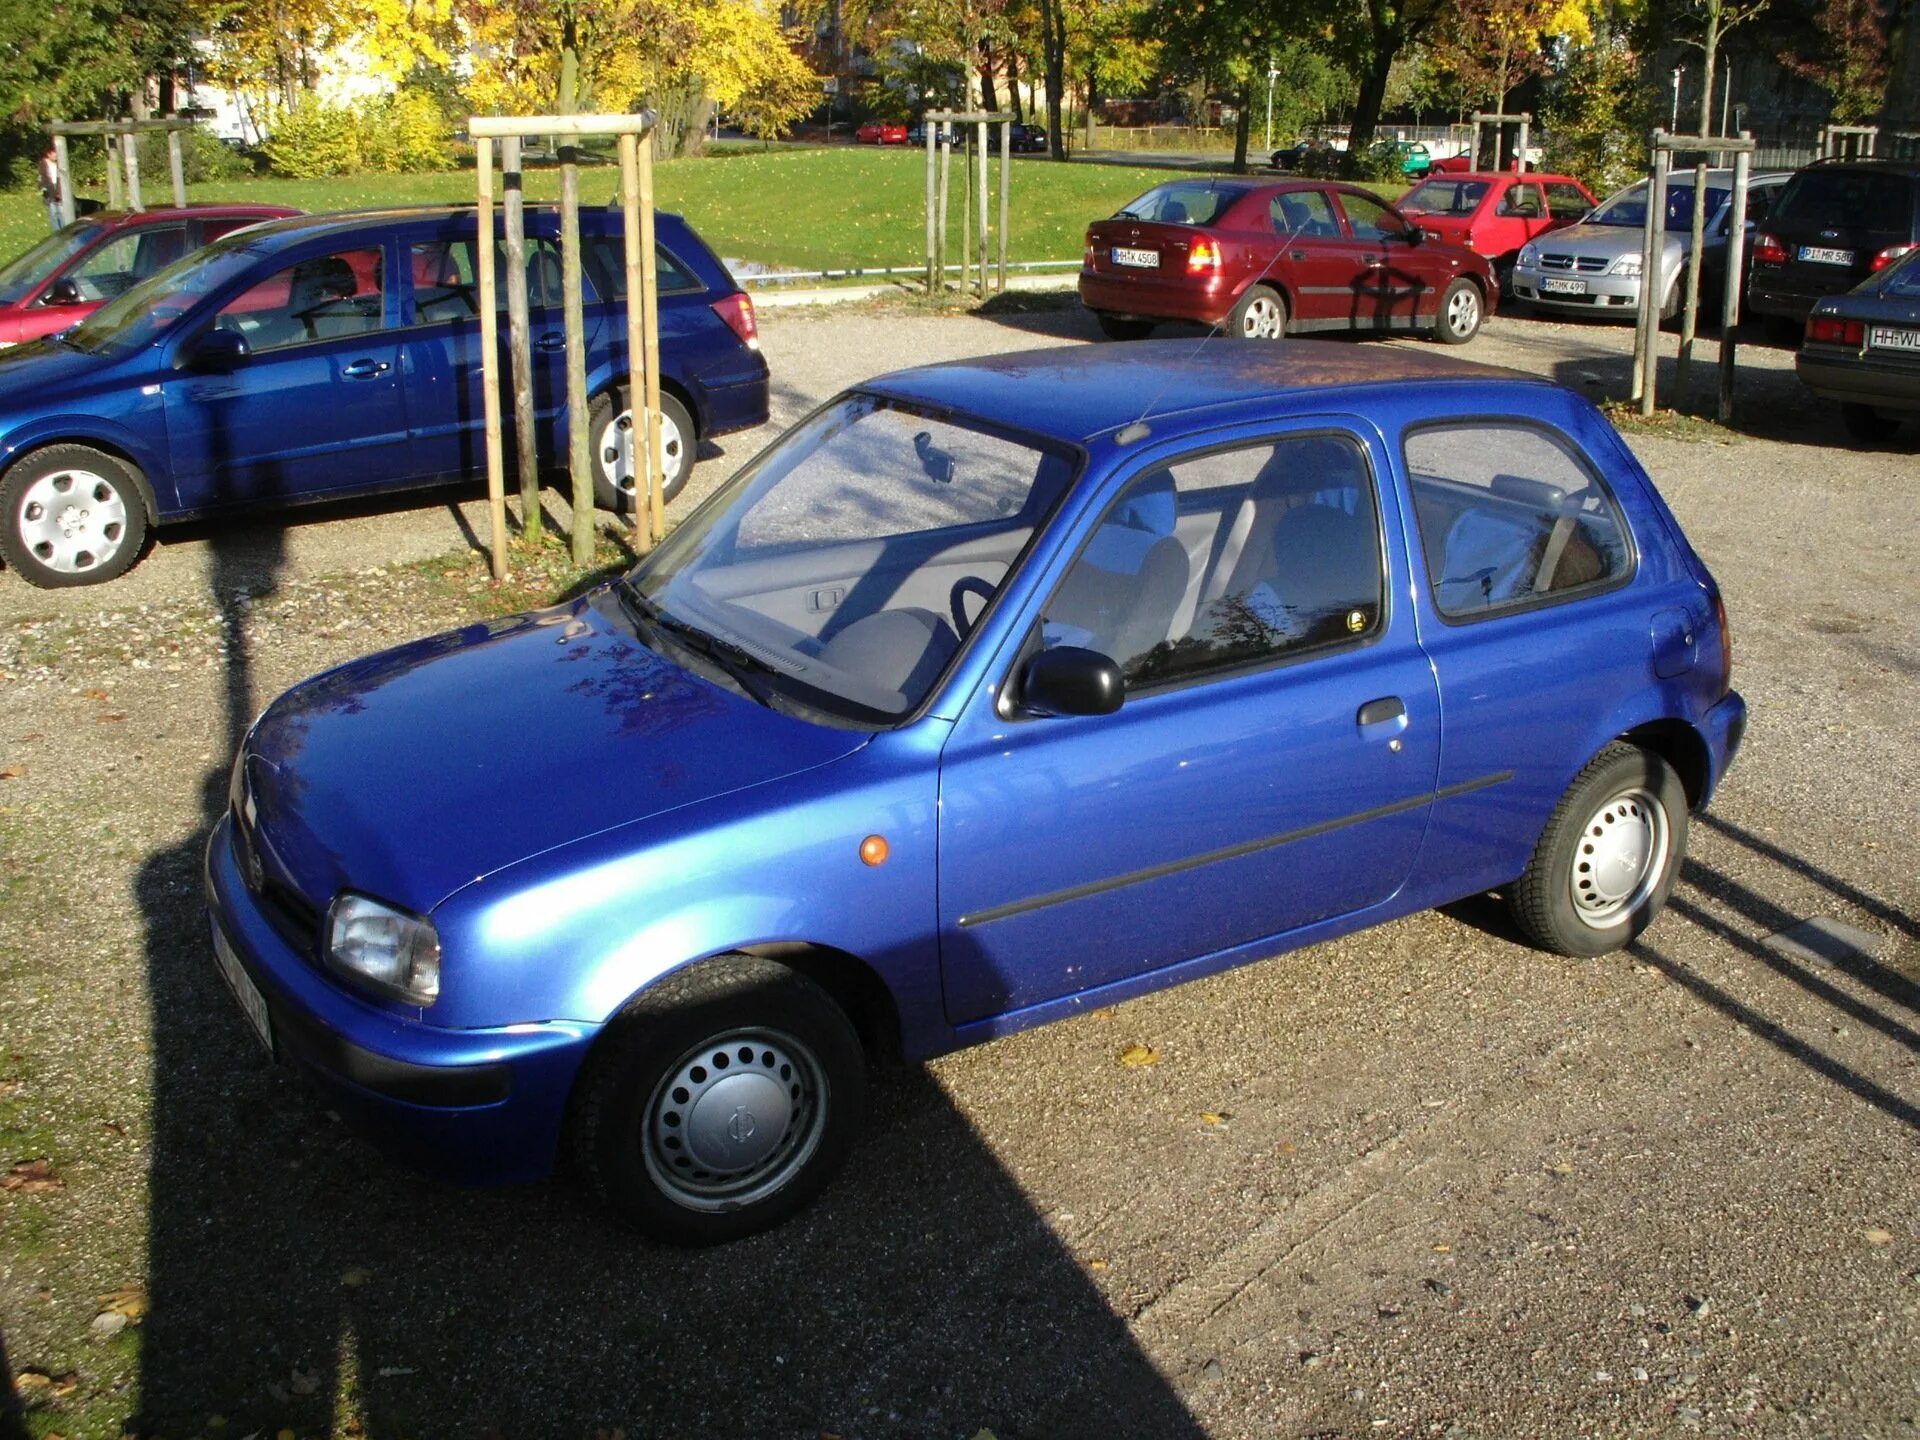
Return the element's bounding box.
[615,578,779,709]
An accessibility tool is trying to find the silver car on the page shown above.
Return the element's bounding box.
[1512,170,1790,321]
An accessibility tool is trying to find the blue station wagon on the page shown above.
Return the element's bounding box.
[0,205,769,587]
[205,343,1746,1243]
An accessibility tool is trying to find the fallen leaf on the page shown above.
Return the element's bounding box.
[340,1266,372,1288]
[0,767,20,780]
[99,1120,125,1136]
[95,713,128,724]
[1432,1243,1452,1254]
[1546,1160,1574,1176]
[2,1158,64,1193]
[1088,1258,1110,1271]
[1201,1112,1228,1126]
[1864,1227,1895,1245]
[81,689,109,701]
[13,1372,52,1402]
[96,1284,148,1320]
[278,1429,297,1440]
[1118,1043,1159,1068]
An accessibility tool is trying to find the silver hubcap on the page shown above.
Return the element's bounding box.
[1239,295,1284,339]
[598,405,685,497]
[1569,786,1669,928]
[643,1027,826,1212]
[1446,286,1480,337]
[17,468,127,575]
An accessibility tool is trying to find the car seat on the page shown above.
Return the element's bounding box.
[1238,501,1379,644]
[1044,470,1189,669]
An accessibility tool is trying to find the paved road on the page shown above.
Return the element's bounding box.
[0,304,1914,1438]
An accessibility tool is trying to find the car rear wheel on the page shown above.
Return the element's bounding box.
[590,387,695,514]
[1433,278,1483,345]
[570,954,867,1245]
[1841,404,1903,444]
[1507,743,1688,957]
[1229,284,1287,340]
[0,445,150,588]
[1094,312,1155,341]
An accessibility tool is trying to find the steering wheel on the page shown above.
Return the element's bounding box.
[950,575,998,637]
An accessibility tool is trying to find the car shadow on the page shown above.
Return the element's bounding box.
[130,525,1207,1438]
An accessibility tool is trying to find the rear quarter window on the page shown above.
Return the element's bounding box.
[1405,423,1634,621]
[1116,183,1245,226]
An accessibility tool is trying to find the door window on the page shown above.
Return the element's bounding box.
[66,225,189,300]
[1338,192,1402,242]
[1545,184,1592,220]
[1041,435,1383,687]
[1405,424,1632,619]
[213,248,387,352]
[406,238,578,324]
[1270,190,1339,236]
[1496,184,1546,219]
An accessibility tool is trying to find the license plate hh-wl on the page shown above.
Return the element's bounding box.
[213,921,272,1054]
[1868,325,1920,352]
[1111,247,1159,269]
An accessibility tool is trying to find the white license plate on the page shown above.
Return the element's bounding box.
[1111,247,1159,269]
[1799,246,1854,266]
[1541,277,1588,295]
[1868,325,1920,352]
[212,921,272,1054]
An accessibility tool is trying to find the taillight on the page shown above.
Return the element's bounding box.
[1753,231,1788,265]
[1084,231,1096,266]
[1871,243,1916,272]
[1805,313,1864,346]
[1187,238,1222,274]
[710,291,759,351]
[1712,589,1732,698]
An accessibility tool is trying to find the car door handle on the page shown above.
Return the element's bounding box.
[340,358,391,378]
[1290,249,1308,260]
[535,332,567,351]
[1357,696,1406,729]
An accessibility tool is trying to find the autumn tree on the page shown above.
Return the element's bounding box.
[1341,0,1458,156]
[1783,0,1892,120]
[1147,0,1322,169]
[1431,0,1595,114]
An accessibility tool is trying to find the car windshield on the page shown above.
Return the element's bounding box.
[0,223,103,305]
[1590,183,1730,229]
[1114,182,1244,226]
[623,394,1078,724]
[1400,179,1490,214]
[1880,247,1920,295]
[61,238,266,354]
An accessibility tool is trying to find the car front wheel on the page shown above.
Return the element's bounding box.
[590,387,695,514]
[1507,743,1688,957]
[571,954,867,1245]
[1433,278,1483,345]
[0,444,150,588]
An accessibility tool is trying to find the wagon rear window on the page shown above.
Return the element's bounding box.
[1405,425,1631,619]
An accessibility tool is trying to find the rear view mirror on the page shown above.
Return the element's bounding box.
[186,328,251,371]
[45,277,81,306]
[914,430,956,483]
[1019,646,1124,718]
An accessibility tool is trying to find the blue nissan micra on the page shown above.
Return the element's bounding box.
[206,342,1746,1244]
[0,205,768,587]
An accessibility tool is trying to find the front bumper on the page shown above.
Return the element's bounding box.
[1511,264,1645,317]
[203,814,597,1185]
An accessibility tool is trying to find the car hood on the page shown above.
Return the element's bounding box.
[0,336,110,391]
[241,592,870,915]
[1529,223,1700,260]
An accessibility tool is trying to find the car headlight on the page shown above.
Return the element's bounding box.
[326,893,441,1005]
[1609,255,1642,277]
[1517,244,1540,268]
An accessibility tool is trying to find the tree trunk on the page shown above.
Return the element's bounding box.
[981,40,999,112]
[1038,0,1068,158]
[1698,6,1721,134]
[1008,48,1024,121]
[1232,85,1252,172]
[1348,46,1396,157]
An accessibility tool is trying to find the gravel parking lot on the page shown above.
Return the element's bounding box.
[0,302,1914,1439]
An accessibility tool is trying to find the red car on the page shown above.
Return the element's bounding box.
[855,121,909,145]
[1395,172,1595,282]
[0,205,299,347]
[1080,178,1497,345]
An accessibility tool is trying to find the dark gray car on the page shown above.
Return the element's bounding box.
[1796,246,1920,443]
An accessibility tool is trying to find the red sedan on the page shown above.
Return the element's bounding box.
[1079,178,1497,344]
[855,121,909,145]
[0,205,299,347]
[1395,172,1595,283]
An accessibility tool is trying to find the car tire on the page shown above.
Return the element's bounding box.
[1229,284,1287,340]
[1433,278,1483,345]
[1841,403,1902,444]
[1094,312,1155,341]
[1507,743,1689,958]
[590,387,695,514]
[570,954,867,1246]
[0,444,150,589]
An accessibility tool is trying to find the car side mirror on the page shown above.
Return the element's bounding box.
[1019,646,1124,718]
[186,328,251,371]
[45,277,81,306]
[1403,223,1425,244]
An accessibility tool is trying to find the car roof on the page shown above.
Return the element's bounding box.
[1425,171,1586,186]
[87,203,299,228]
[1796,158,1920,177]
[216,204,691,249]
[864,340,1548,446]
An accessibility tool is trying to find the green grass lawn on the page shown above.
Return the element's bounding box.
[0,147,1239,279]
